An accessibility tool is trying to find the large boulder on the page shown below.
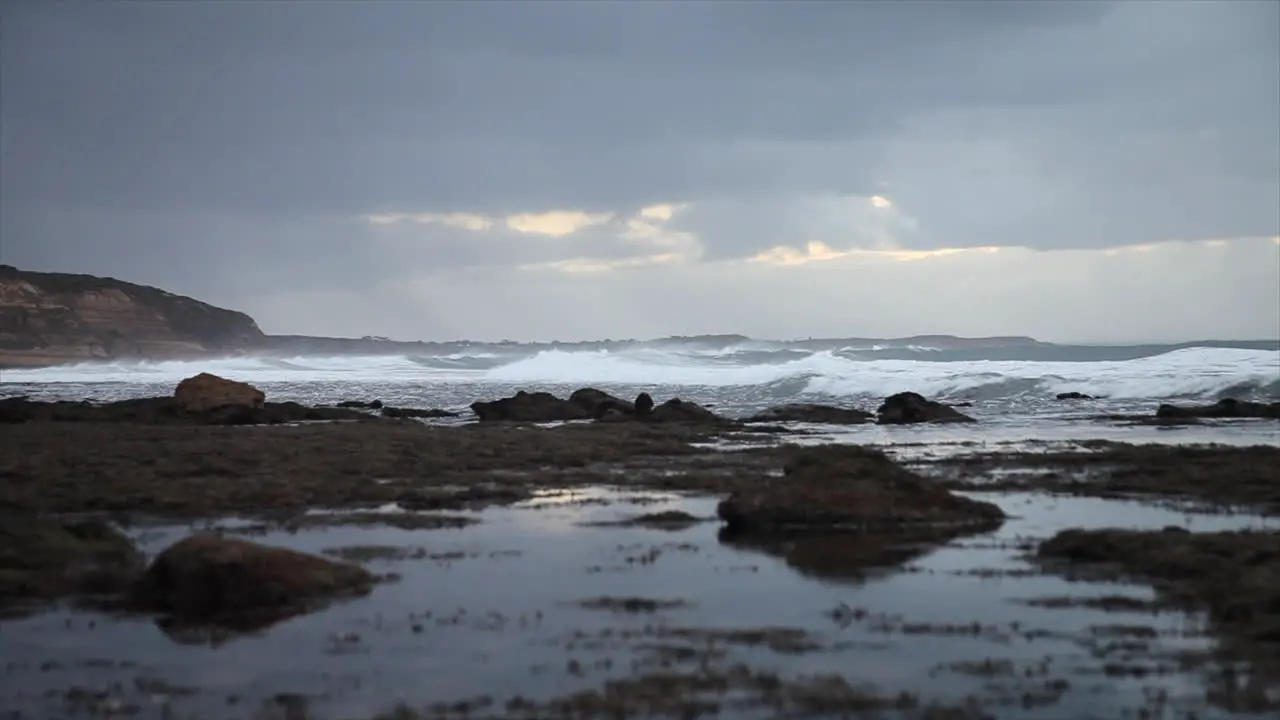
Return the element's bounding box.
[173,373,265,413]
[0,515,145,603]
[132,534,377,626]
[716,445,1004,533]
[745,404,874,425]
[1156,398,1280,421]
[875,392,976,425]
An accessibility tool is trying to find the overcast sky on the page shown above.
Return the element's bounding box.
[2,0,1277,343]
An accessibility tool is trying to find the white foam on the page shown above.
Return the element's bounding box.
[2,346,1276,402]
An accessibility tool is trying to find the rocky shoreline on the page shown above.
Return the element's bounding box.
[2,373,1279,718]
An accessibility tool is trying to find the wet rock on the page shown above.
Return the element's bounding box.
[470,388,637,422]
[380,406,459,419]
[745,404,874,425]
[337,399,383,409]
[0,515,144,603]
[634,392,655,415]
[1155,398,1280,421]
[1056,392,1095,400]
[132,534,377,626]
[645,398,727,424]
[173,373,265,413]
[875,392,976,424]
[717,445,1004,533]
[570,387,635,418]
[470,390,593,422]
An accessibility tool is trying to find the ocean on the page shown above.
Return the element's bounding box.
[4,341,1278,447]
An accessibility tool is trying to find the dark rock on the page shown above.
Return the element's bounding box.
[745,404,873,425]
[379,406,459,419]
[131,534,377,627]
[1056,392,1095,401]
[875,392,976,424]
[0,396,373,425]
[470,388,633,422]
[570,388,635,418]
[470,391,592,422]
[644,398,727,424]
[716,445,1004,533]
[0,515,145,603]
[1156,398,1280,421]
[634,392,655,415]
[337,399,383,409]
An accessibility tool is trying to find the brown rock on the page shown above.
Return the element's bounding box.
[132,534,376,625]
[716,445,1004,532]
[173,373,265,413]
[875,391,976,424]
[745,404,873,425]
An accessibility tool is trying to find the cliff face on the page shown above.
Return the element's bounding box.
[0,266,265,368]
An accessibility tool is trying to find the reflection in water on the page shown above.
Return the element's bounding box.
[717,520,1003,583]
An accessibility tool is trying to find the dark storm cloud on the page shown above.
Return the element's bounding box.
[1,0,1276,291]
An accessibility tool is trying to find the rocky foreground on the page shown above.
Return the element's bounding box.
[2,373,1280,717]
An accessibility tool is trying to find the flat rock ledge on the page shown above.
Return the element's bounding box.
[716,445,1005,533]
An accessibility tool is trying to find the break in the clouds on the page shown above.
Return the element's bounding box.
[1,1,1277,342]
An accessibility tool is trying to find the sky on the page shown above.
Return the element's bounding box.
[2,0,1278,344]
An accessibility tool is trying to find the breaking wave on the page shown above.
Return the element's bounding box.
[3,346,1277,403]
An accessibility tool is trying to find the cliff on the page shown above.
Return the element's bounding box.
[0,265,265,368]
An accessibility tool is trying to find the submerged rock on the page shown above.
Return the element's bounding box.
[1155,398,1280,421]
[173,373,265,412]
[0,515,145,603]
[132,534,377,626]
[716,445,1004,533]
[875,392,976,424]
[745,404,874,425]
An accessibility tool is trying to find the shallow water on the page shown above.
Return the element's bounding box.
[2,489,1276,719]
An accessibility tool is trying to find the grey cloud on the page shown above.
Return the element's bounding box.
[1,0,1276,338]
